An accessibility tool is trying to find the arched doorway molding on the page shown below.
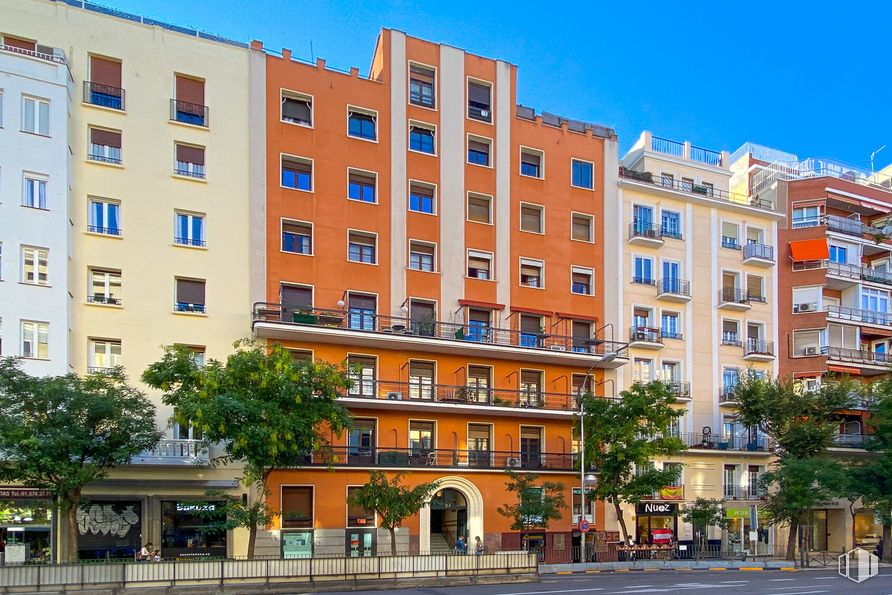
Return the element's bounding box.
[418,476,484,553]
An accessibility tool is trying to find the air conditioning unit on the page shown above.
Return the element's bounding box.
[804,347,819,356]
[386,391,403,400]
[506,457,521,468]
[35,44,53,56]
[480,110,490,118]
[796,303,813,313]
[549,345,567,351]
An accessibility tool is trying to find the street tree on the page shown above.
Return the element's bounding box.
[142,340,352,558]
[347,471,439,555]
[681,498,729,559]
[497,470,567,539]
[580,381,686,544]
[0,358,161,562]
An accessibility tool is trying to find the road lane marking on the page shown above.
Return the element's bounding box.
[811,577,838,580]
[760,592,828,595]
[769,578,797,582]
[493,588,605,595]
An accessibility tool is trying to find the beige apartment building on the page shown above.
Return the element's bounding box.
[3,0,262,560]
[606,131,784,553]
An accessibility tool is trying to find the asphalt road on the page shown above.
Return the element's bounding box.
[322,568,892,595]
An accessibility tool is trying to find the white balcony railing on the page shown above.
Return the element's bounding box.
[131,439,209,465]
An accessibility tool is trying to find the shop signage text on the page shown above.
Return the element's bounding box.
[636,502,677,515]
[0,487,53,499]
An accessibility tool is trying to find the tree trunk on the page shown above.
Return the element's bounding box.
[247,523,257,560]
[64,489,82,563]
[389,526,397,556]
[785,522,797,561]
[612,500,631,544]
[883,522,891,563]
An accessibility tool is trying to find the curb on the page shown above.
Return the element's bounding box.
[542,566,800,575]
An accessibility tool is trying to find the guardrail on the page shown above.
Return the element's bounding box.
[342,380,575,411]
[825,304,892,326]
[0,552,537,589]
[619,168,772,210]
[291,446,575,471]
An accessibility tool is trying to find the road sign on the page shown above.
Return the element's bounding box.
[578,519,590,533]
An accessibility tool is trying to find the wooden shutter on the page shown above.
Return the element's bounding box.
[410,64,434,84]
[281,284,312,307]
[90,56,121,87]
[469,139,489,155]
[410,301,436,321]
[281,487,313,528]
[176,144,205,165]
[349,293,376,311]
[572,271,590,286]
[572,321,591,338]
[175,75,205,105]
[176,279,206,304]
[90,128,121,148]
[521,205,542,231]
[572,215,591,240]
[4,36,36,51]
[468,81,490,106]
[520,315,541,334]
[467,196,490,222]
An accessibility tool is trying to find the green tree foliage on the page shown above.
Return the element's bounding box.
[731,374,856,561]
[185,488,276,550]
[580,381,686,544]
[681,498,729,558]
[0,358,161,562]
[497,470,566,535]
[143,340,352,558]
[347,471,439,555]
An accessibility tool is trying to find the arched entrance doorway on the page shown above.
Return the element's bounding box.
[428,488,467,551]
[419,476,484,554]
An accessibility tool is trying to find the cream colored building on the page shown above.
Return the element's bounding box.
[606,131,784,553]
[3,0,263,559]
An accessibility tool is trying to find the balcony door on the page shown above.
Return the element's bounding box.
[467,308,491,342]
[409,300,437,336]
[520,314,542,348]
[662,261,680,293]
[409,421,435,462]
[347,355,376,397]
[466,365,491,404]
[519,370,543,407]
[281,284,312,321]
[408,361,435,400]
[348,293,376,331]
[520,426,543,469]
[468,424,491,468]
[633,205,654,233]
[348,419,376,465]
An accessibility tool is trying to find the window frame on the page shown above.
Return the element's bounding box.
[466,77,493,124]
[174,210,206,248]
[570,265,595,296]
[22,172,48,209]
[408,180,437,215]
[174,276,207,314]
[519,146,545,179]
[346,167,378,204]
[466,134,493,167]
[173,142,206,179]
[570,211,595,243]
[408,120,437,155]
[347,229,378,265]
[467,249,494,281]
[408,240,437,273]
[519,202,545,234]
[21,246,48,285]
[21,320,49,359]
[467,192,493,225]
[281,218,314,256]
[88,267,122,306]
[347,105,378,142]
[408,61,437,110]
[280,153,314,193]
[280,89,313,128]
[21,94,49,136]
[519,257,545,289]
[570,158,595,190]
[88,197,121,236]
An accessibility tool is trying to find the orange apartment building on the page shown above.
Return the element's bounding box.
[249,29,626,558]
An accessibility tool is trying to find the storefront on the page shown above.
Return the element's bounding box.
[281,486,313,558]
[854,511,882,549]
[725,505,771,556]
[77,500,142,560]
[346,487,376,557]
[0,487,54,564]
[160,500,226,558]
[635,502,677,545]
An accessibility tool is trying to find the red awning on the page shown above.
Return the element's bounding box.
[789,238,830,261]
[828,365,861,375]
[458,299,505,311]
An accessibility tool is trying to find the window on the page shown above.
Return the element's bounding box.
[862,288,890,316]
[88,268,122,305]
[22,175,47,209]
[409,300,436,336]
[829,245,848,264]
[347,169,376,203]
[174,143,205,179]
[520,148,543,178]
[409,241,435,272]
[792,329,821,356]
[519,370,543,406]
[282,487,313,529]
[89,199,120,235]
[746,227,764,244]
[571,159,594,189]
[632,307,653,331]
[22,95,49,135]
[662,312,680,339]
[792,205,821,228]
[281,91,311,126]
[409,63,435,108]
[409,421,435,452]
[86,55,123,110]
[175,278,206,313]
[348,294,377,331]
[21,321,48,359]
[747,275,765,302]
[721,221,740,249]
[467,250,492,280]
[520,203,544,233]
[467,365,491,401]
[520,314,542,347]
[346,487,375,527]
[409,123,435,154]
[722,320,740,345]
[282,220,312,254]
[571,213,594,242]
[409,182,435,214]
[89,339,121,370]
[467,137,491,166]
[680,177,694,192]
[661,172,674,187]
[21,247,48,285]
[281,155,312,191]
[793,287,820,313]
[633,256,653,284]
[571,267,593,296]
[289,349,312,363]
[408,361,435,400]
[348,108,377,141]
[661,210,681,239]
[175,212,205,247]
[348,231,376,264]
[347,355,376,396]
[173,75,206,126]
[281,284,312,317]
[467,193,492,223]
[520,258,544,288]
[468,424,491,465]
[464,308,490,344]
[88,128,122,164]
[467,80,491,122]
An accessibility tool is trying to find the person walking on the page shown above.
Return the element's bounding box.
[138,542,153,561]
[455,535,467,555]
[474,536,484,555]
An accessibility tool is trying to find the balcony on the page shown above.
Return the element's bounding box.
[253,304,628,368]
[831,433,871,449]
[719,389,739,406]
[718,287,751,310]
[825,261,892,288]
[723,485,767,501]
[743,242,775,267]
[657,278,691,302]
[666,381,691,401]
[721,332,742,347]
[629,326,664,350]
[341,380,576,417]
[822,346,892,374]
[743,339,775,362]
[83,81,125,111]
[618,167,774,210]
[171,98,209,127]
[684,432,774,452]
[825,305,892,330]
[87,143,122,165]
[175,302,206,314]
[824,214,884,239]
[87,225,122,236]
[87,294,121,306]
[174,161,206,180]
[292,446,574,472]
[131,439,209,465]
[628,221,664,247]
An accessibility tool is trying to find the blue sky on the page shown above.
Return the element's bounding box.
[104,0,892,169]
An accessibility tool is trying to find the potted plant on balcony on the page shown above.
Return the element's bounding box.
[292,308,318,325]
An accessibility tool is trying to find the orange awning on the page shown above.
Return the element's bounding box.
[828,365,861,375]
[789,238,830,261]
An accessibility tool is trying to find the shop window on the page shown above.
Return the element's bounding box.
[160,501,226,558]
[346,486,376,527]
[282,486,313,529]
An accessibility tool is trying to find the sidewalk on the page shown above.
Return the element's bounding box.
[541,559,799,574]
